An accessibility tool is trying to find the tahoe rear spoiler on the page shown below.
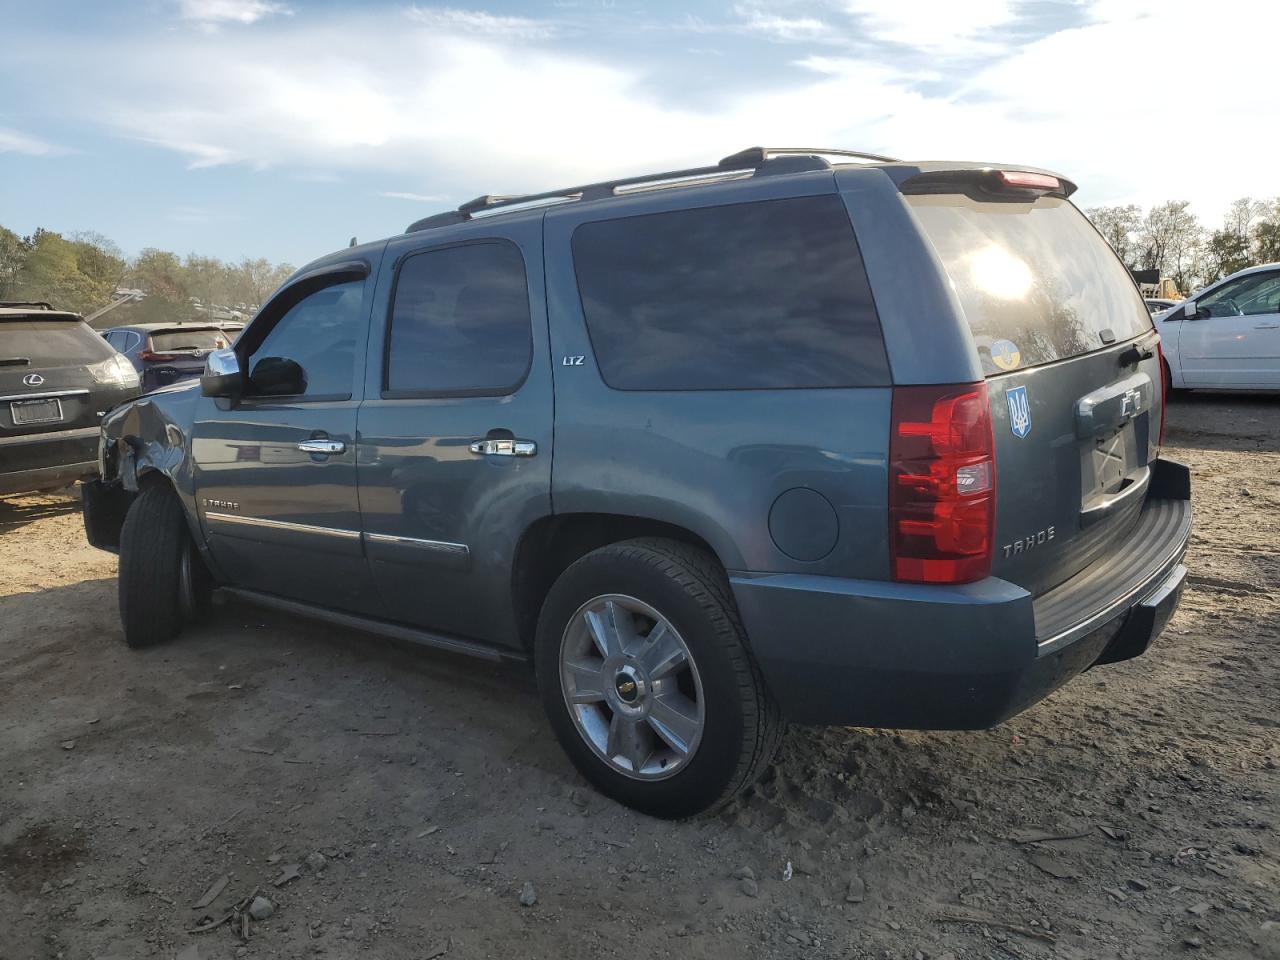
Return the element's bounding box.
[897,167,1078,201]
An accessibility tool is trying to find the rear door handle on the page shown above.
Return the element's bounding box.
[1254,322,1279,329]
[470,438,537,457]
[297,439,346,455]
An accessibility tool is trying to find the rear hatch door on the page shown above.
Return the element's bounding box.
[0,315,121,436]
[144,327,236,374]
[905,187,1163,596]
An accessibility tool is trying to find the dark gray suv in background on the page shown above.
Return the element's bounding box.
[83,147,1192,817]
[1,302,140,496]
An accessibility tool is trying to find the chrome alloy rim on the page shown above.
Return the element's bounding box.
[559,594,705,780]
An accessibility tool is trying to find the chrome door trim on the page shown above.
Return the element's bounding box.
[363,532,470,558]
[0,388,91,403]
[204,511,362,540]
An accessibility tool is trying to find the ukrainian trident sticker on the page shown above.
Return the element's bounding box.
[990,338,1022,371]
[1007,385,1031,439]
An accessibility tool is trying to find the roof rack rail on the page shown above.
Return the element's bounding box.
[0,300,56,310]
[405,145,897,233]
[719,146,900,166]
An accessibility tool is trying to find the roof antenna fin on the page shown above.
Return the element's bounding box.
[348,236,358,248]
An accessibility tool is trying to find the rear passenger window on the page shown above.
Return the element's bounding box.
[386,242,532,397]
[571,195,888,391]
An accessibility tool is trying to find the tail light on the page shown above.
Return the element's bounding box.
[889,382,996,584]
[1155,340,1168,449]
[139,344,178,363]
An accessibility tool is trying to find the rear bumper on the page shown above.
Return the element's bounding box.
[731,484,1191,729]
[0,426,99,495]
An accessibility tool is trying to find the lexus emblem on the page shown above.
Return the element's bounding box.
[22,373,45,387]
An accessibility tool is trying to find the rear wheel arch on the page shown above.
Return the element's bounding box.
[511,513,729,655]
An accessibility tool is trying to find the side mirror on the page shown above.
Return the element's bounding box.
[200,348,243,398]
[1181,301,1200,321]
[248,356,306,396]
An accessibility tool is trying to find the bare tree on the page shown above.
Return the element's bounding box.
[1223,197,1267,242]
[1138,201,1203,293]
[1255,198,1280,264]
[1085,204,1142,267]
[234,257,294,306]
[0,226,28,299]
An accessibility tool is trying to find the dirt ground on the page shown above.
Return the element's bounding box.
[1,393,1277,960]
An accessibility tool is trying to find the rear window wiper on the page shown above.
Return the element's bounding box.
[0,357,31,367]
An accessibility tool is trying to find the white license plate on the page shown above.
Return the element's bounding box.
[10,397,63,425]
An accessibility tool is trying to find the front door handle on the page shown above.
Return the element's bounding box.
[297,439,346,455]
[469,438,537,457]
[1254,322,1279,329]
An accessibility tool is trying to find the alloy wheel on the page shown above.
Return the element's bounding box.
[558,594,705,780]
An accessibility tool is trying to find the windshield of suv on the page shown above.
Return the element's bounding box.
[907,195,1152,375]
[149,328,237,352]
[0,318,116,367]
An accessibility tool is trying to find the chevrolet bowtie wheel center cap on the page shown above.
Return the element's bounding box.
[614,666,645,705]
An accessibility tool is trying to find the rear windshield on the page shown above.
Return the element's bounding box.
[150,329,237,351]
[0,319,115,367]
[907,196,1152,375]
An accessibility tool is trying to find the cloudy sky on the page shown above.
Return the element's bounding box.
[1,0,1275,266]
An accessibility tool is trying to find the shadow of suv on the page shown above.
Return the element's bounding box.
[82,147,1192,817]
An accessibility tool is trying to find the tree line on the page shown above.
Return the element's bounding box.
[5,198,1278,323]
[0,224,295,326]
[1085,197,1280,297]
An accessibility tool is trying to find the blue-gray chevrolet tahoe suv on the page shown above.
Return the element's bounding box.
[83,147,1192,818]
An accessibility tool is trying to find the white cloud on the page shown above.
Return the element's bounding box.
[380,191,449,202]
[178,0,292,25]
[0,127,63,156]
[7,0,1279,226]
[405,6,557,39]
[841,0,1016,52]
[735,5,831,41]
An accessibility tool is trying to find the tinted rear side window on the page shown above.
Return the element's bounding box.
[571,195,889,390]
[0,320,115,366]
[386,241,532,397]
[906,196,1153,375]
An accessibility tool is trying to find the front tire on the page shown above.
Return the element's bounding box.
[534,538,782,818]
[118,481,210,648]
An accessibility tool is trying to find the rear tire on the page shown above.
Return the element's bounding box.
[534,538,782,818]
[118,481,210,648]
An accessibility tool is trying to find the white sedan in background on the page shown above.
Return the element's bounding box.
[1156,262,1280,390]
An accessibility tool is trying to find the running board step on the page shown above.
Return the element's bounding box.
[220,588,522,664]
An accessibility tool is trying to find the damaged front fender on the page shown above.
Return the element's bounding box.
[85,382,207,555]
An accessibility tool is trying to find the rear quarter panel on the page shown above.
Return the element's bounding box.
[545,173,893,578]
[835,166,984,386]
